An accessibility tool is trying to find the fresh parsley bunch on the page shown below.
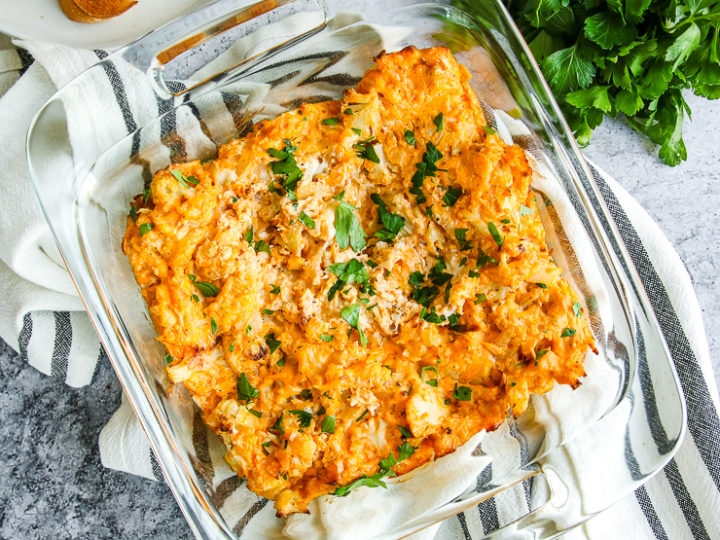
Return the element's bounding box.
[497,0,720,165]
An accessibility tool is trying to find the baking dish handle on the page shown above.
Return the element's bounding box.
[148,0,327,98]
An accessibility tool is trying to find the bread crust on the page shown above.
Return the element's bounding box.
[58,0,138,23]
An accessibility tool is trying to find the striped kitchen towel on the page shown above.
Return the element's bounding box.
[0,12,719,540]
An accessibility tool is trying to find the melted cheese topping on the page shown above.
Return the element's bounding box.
[123,47,596,515]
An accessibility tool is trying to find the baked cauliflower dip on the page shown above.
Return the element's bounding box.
[123,46,596,516]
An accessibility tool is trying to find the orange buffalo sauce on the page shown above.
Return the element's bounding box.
[123,46,596,515]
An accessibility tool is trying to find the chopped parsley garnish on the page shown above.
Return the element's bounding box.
[536,283,548,289]
[210,318,217,334]
[270,284,281,294]
[421,365,439,387]
[356,409,369,422]
[129,205,137,222]
[341,304,367,346]
[404,129,416,145]
[334,198,367,252]
[474,293,487,304]
[321,415,336,434]
[488,222,504,248]
[190,277,220,297]
[433,112,444,132]
[277,357,286,367]
[322,117,340,126]
[253,240,271,255]
[267,141,303,200]
[320,334,334,342]
[452,383,472,401]
[248,408,262,418]
[343,108,353,115]
[420,307,446,324]
[520,204,534,216]
[237,373,259,402]
[561,328,577,338]
[164,353,173,364]
[265,333,282,353]
[327,259,370,301]
[370,193,405,241]
[398,425,413,438]
[410,142,444,204]
[191,294,200,303]
[353,137,380,163]
[245,227,253,244]
[408,271,424,288]
[429,257,452,286]
[483,125,496,135]
[142,188,151,204]
[270,413,284,436]
[468,270,480,278]
[170,169,199,189]
[454,228,471,250]
[262,441,272,455]
[477,250,498,267]
[333,443,417,496]
[536,349,549,359]
[573,301,582,317]
[351,127,362,136]
[298,211,315,229]
[139,223,153,236]
[448,312,461,330]
[442,186,462,207]
[290,409,313,428]
[300,389,313,400]
[228,341,235,352]
[261,309,274,315]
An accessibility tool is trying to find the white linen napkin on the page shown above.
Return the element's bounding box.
[1,14,719,539]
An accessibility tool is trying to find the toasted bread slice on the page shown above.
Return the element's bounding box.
[59,0,138,23]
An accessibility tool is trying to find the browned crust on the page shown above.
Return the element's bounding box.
[58,0,138,23]
[58,0,101,23]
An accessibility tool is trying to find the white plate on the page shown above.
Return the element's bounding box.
[0,0,213,50]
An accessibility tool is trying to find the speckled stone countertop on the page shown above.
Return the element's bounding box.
[0,44,718,540]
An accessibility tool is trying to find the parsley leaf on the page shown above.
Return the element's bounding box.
[237,373,259,402]
[573,301,582,317]
[410,142,445,204]
[488,222,504,248]
[271,284,281,294]
[404,129,416,145]
[298,211,315,229]
[321,415,336,434]
[442,186,462,207]
[265,333,282,354]
[353,138,380,163]
[322,117,340,126]
[290,409,313,428]
[421,365,439,387]
[270,413,284,436]
[192,279,220,297]
[267,142,303,199]
[170,169,199,189]
[452,383,472,401]
[371,193,405,241]
[335,200,367,252]
[328,259,370,288]
[433,112,444,132]
[139,223,153,236]
[398,425,413,438]
[561,327,577,337]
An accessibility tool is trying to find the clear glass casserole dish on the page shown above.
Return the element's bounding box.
[26,0,686,537]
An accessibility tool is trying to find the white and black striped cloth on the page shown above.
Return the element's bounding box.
[0,14,718,538]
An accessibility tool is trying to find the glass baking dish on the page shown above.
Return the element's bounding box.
[26,0,686,537]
